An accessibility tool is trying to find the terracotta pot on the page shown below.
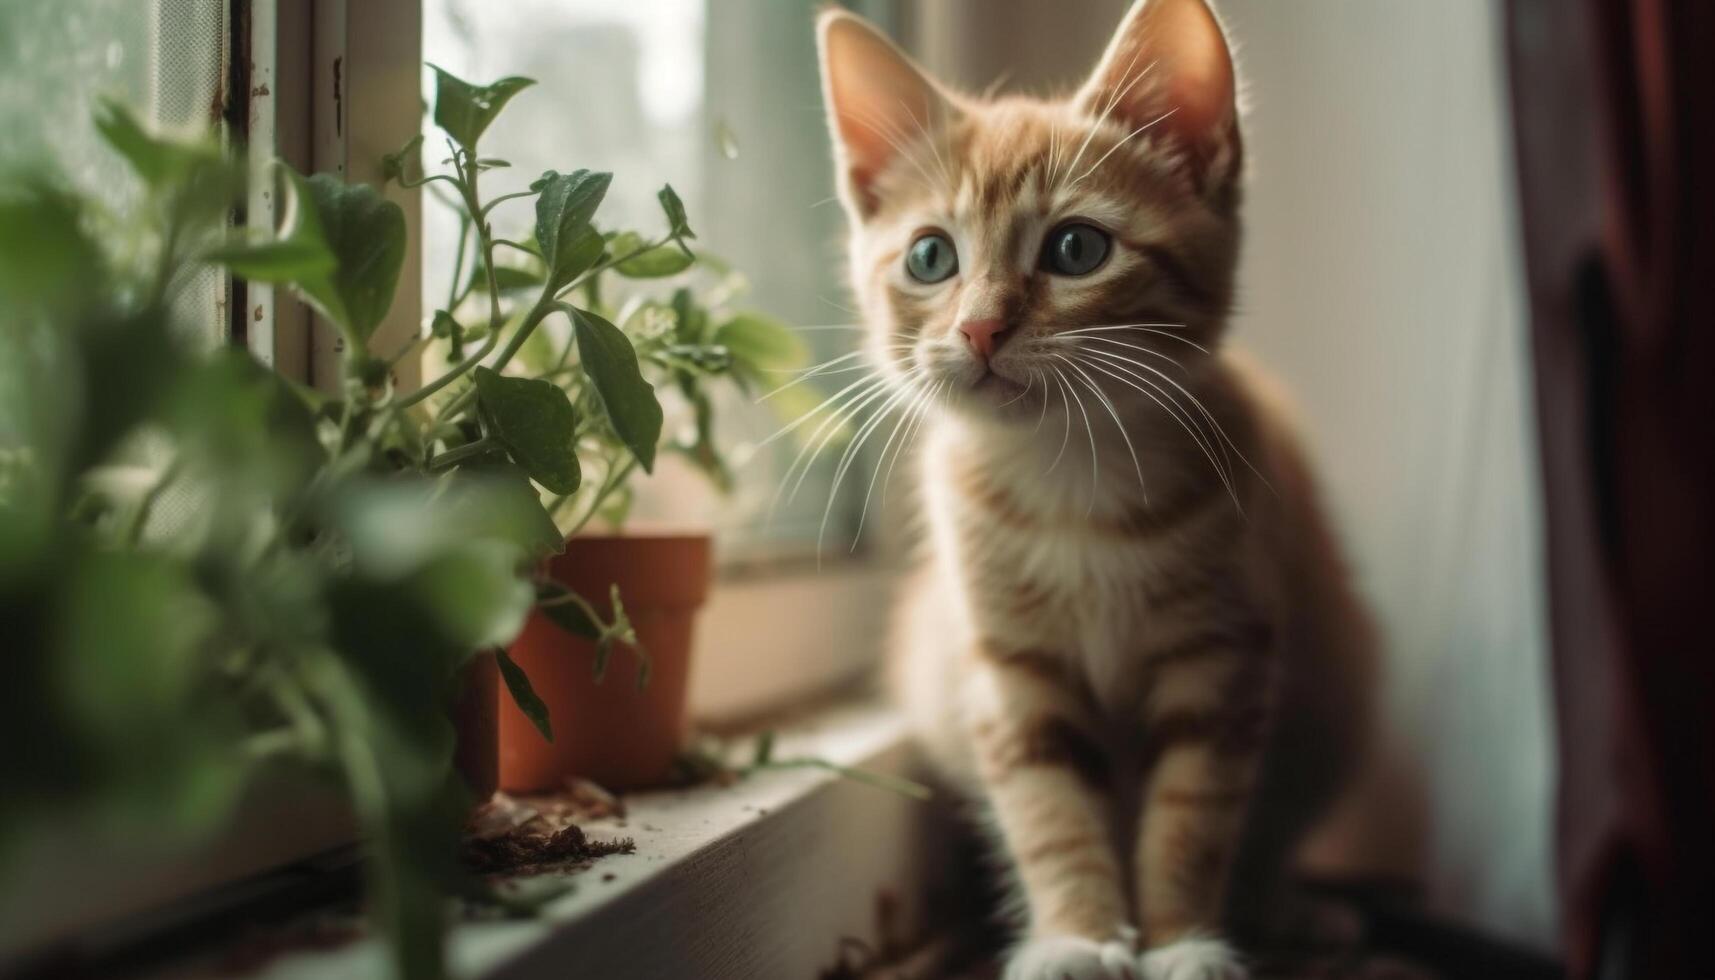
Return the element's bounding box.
[498,532,712,792]
[451,650,500,803]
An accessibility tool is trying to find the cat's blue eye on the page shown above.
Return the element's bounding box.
[1042,223,1111,277]
[905,233,958,284]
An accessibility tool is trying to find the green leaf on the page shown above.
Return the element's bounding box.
[430,66,536,151]
[471,367,581,494]
[0,179,104,305]
[93,98,222,187]
[609,232,695,279]
[171,349,328,502]
[203,235,336,282]
[533,170,611,288]
[657,184,694,240]
[466,260,545,294]
[413,546,537,650]
[669,288,707,344]
[496,649,552,742]
[332,472,560,581]
[569,308,663,472]
[714,312,809,373]
[542,603,602,643]
[461,459,566,559]
[302,173,407,344]
[215,168,406,347]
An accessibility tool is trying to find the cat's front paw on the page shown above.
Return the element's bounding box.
[1138,936,1247,980]
[1005,934,1140,980]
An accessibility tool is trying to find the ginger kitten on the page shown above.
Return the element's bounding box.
[816,2,1378,978]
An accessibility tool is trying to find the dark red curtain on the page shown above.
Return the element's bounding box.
[1505,1,1715,977]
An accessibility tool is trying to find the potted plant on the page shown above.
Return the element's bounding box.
[0,64,800,980]
[384,69,806,792]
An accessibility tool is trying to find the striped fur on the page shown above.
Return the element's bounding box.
[818,4,1377,978]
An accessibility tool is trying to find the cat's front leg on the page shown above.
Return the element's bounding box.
[1132,630,1275,980]
[965,642,1139,980]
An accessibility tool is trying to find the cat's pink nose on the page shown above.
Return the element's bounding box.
[959,318,1009,361]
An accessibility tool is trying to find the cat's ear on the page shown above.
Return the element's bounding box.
[817,8,955,220]
[1076,0,1240,189]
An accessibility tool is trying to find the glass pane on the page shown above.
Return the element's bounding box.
[0,0,155,205]
[0,0,229,348]
[423,0,874,564]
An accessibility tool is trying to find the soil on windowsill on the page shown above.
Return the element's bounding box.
[461,822,635,876]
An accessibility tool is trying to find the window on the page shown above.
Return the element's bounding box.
[0,0,231,349]
[422,0,908,565]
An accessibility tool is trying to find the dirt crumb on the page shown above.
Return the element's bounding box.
[462,824,634,875]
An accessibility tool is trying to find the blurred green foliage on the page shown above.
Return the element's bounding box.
[0,64,805,980]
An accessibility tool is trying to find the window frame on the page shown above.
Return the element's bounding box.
[239,0,422,393]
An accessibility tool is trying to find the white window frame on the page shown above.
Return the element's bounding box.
[241,0,422,393]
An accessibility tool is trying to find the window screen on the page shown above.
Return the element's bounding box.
[0,0,231,348]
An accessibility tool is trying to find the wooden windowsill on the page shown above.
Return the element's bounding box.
[239,699,951,980]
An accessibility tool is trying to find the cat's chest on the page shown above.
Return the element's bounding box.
[938,490,1191,633]
[930,461,1248,683]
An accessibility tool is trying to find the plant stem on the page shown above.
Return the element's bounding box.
[127,455,183,546]
[399,152,563,413]
[566,455,637,536]
[445,212,470,315]
[484,294,561,378]
[397,173,461,190]
[538,584,606,628]
[550,237,668,305]
[426,436,493,471]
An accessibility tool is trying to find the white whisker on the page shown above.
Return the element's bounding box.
[996,370,1036,408]
[1055,361,1103,514]
[756,345,911,399]
[756,349,871,399]
[882,379,943,508]
[767,378,892,520]
[756,372,887,448]
[1034,368,1050,432]
[1068,107,1178,188]
[897,98,955,191]
[783,372,921,507]
[852,378,940,549]
[1063,55,1156,190]
[1060,325,1211,356]
[1073,342,1262,486]
[1053,354,1147,497]
[818,376,927,559]
[846,106,945,194]
[1072,352,1241,509]
[1045,368,1074,476]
